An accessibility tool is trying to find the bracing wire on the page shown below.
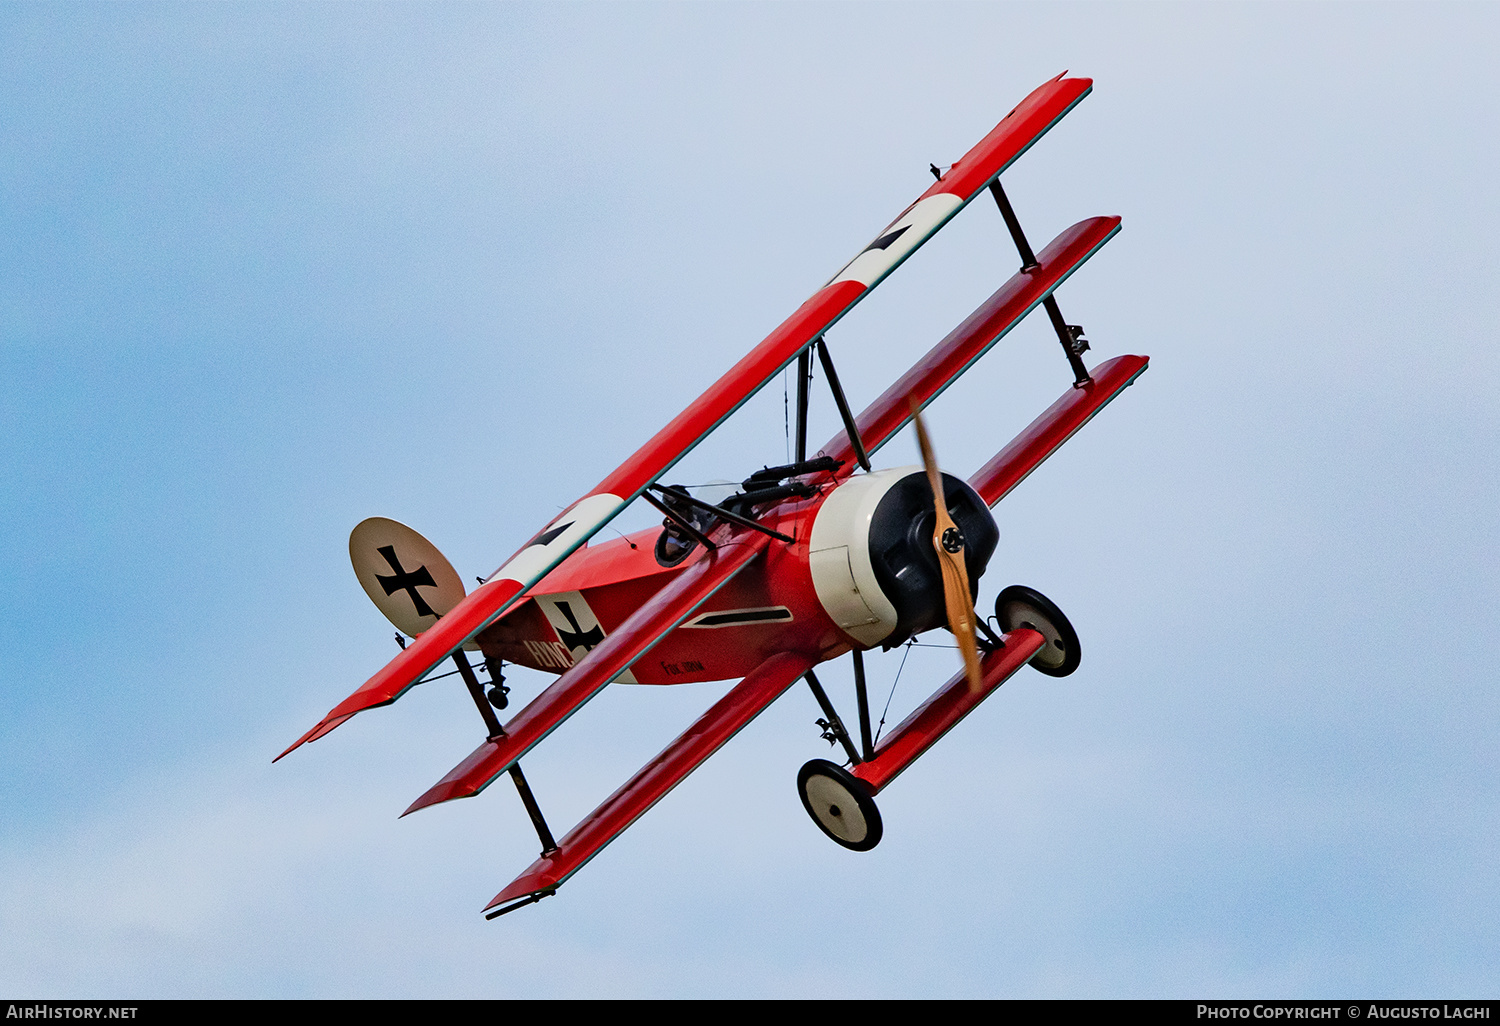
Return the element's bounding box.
[873,638,916,746]
[404,661,481,686]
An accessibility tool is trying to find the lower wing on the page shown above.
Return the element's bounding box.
[484,649,817,914]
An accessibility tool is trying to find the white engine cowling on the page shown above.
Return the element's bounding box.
[808,466,998,649]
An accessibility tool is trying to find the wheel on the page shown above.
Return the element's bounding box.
[797,759,883,851]
[994,584,1081,678]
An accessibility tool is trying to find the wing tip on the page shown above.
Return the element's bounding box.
[272,726,320,763]
[400,796,432,818]
[272,712,354,763]
[486,875,559,912]
[482,886,557,920]
[402,782,471,817]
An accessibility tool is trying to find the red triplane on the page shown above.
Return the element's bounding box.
[277,73,1149,918]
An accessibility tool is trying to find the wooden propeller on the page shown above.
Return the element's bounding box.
[909,400,984,693]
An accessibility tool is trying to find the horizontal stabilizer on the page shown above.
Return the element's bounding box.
[968,353,1149,507]
[823,216,1121,467]
[852,628,1045,795]
[404,533,772,815]
[486,650,816,912]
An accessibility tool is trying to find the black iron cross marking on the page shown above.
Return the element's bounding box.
[553,601,604,655]
[375,545,439,618]
[863,224,911,253]
[531,521,575,549]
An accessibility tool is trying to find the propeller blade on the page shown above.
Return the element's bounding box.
[909,400,984,693]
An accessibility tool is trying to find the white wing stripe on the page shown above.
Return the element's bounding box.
[831,194,963,288]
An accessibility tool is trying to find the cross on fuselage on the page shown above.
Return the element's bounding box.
[554,601,604,656]
[375,545,439,619]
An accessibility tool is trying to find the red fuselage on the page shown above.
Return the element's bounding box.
[476,489,848,685]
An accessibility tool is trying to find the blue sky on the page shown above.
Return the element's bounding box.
[2,2,1498,997]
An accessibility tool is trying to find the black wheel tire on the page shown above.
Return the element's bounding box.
[797,759,883,851]
[994,584,1081,678]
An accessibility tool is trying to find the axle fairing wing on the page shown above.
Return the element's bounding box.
[279,73,1096,759]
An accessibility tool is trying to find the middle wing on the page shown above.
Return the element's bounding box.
[820,215,1122,466]
[278,73,1095,758]
[403,530,772,815]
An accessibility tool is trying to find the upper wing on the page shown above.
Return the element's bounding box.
[820,216,1123,467]
[278,73,1094,759]
[483,649,817,913]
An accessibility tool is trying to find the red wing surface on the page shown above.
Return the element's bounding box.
[968,354,1149,507]
[404,532,772,815]
[852,629,1044,795]
[486,650,817,911]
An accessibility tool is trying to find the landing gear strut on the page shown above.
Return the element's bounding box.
[484,657,510,710]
